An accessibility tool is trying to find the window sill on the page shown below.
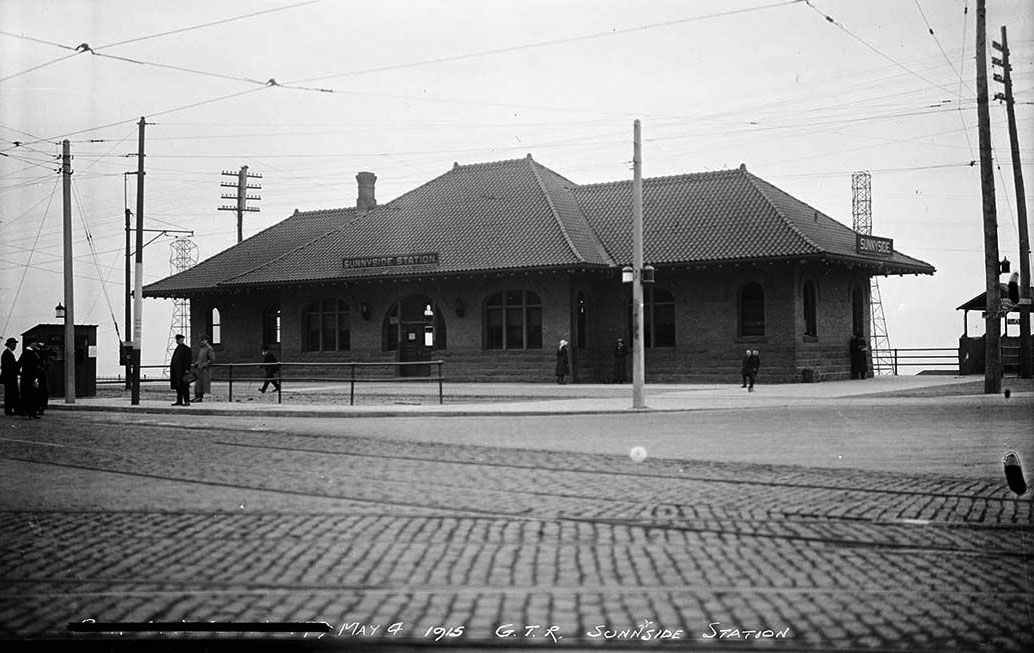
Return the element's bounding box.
[735,336,769,344]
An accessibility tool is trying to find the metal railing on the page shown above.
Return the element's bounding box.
[217,360,445,405]
[871,348,958,375]
[97,365,169,384]
[99,361,446,405]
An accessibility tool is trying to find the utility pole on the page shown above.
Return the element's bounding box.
[61,140,75,404]
[993,26,1032,379]
[976,0,1002,394]
[219,165,261,243]
[132,117,146,406]
[631,120,646,409]
[124,207,131,389]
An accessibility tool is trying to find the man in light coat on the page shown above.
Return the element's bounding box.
[193,335,215,402]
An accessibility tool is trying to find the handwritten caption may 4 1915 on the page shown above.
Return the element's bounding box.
[315,620,791,643]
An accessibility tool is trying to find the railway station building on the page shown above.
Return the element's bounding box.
[143,155,934,383]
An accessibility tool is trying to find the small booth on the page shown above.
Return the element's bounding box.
[20,324,98,398]
[957,283,1032,374]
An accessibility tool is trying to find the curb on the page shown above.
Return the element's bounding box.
[45,402,694,419]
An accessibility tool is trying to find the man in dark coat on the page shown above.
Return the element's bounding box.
[613,338,628,384]
[17,338,41,418]
[1,337,19,415]
[169,334,192,406]
[259,345,280,394]
[739,348,752,388]
[849,331,869,379]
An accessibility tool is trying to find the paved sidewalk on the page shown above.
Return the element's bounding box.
[51,375,1029,418]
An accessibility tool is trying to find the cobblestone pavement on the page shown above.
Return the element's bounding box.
[1,413,1031,651]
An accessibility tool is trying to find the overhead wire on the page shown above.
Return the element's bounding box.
[953,0,977,160]
[803,0,968,99]
[285,0,808,87]
[89,50,269,87]
[93,0,329,50]
[72,179,124,340]
[1,177,59,335]
[913,0,974,96]
[0,51,83,83]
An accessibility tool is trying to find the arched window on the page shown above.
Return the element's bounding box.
[208,307,222,345]
[263,305,281,346]
[852,286,866,336]
[803,280,818,337]
[627,287,676,348]
[740,283,765,337]
[485,290,542,350]
[303,299,350,352]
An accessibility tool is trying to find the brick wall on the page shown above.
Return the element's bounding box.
[190,263,873,384]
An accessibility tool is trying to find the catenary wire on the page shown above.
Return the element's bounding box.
[1,177,59,336]
[93,0,329,50]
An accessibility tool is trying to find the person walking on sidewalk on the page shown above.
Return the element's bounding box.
[193,335,215,402]
[745,348,761,392]
[739,348,752,388]
[169,334,192,406]
[259,345,281,394]
[2,337,19,415]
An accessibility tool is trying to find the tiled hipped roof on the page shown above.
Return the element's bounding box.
[143,207,356,294]
[143,156,933,297]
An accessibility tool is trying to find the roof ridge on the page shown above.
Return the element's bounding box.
[578,166,747,189]
[220,160,524,284]
[741,171,823,253]
[293,206,356,217]
[531,160,615,267]
[451,154,537,171]
[527,157,586,265]
[153,209,338,288]
[220,219,350,285]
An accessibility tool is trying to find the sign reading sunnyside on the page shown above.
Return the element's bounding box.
[342,252,440,269]
[855,234,893,257]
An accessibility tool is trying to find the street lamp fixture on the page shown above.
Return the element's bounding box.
[642,265,656,284]
[55,303,66,320]
[622,265,655,284]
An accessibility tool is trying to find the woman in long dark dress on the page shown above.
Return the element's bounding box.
[555,339,570,384]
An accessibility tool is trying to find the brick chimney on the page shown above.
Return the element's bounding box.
[356,171,377,213]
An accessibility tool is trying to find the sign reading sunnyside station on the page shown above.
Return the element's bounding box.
[856,234,893,257]
[343,252,440,269]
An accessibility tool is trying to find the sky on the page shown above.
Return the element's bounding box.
[1,0,1032,377]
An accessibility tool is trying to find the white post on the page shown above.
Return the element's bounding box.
[632,120,646,409]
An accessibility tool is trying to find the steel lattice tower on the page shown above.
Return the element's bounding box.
[165,238,199,375]
[852,171,892,375]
